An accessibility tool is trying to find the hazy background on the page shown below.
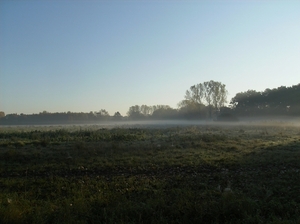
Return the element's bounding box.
[1,1,299,116]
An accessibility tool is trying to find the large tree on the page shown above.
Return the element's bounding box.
[179,80,228,119]
[140,105,151,116]
[183,83,205,105]
[127,105,144,119]
[203,80,228,118]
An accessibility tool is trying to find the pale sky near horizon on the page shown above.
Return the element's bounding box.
[1,1,299,116]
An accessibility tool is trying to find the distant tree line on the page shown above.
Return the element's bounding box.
[1,81,299,125]
[230,84,300,116]
[0,110,116,125]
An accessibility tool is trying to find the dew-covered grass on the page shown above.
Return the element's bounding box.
[0,124,300,223]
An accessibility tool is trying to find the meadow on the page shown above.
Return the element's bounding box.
[0,122,300,223]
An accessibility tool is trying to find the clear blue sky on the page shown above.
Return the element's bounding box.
[1,1,299,116]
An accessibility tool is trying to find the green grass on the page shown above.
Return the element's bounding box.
[0,124,300,223]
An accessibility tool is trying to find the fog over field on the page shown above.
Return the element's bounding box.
[2,117,300,132]
[89,117,300,128]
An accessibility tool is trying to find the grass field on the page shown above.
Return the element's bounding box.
[0,123,300,223]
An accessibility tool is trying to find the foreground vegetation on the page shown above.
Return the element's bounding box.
[0,123,300,223]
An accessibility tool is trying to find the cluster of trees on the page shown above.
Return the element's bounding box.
[178,80,228,119]
[231,84,300,116]
[1,81,299,125]
[126,80,229,120]
[124,82,300,119]
[127,105,178,120]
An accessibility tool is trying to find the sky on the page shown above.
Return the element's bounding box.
[1,1,300,116]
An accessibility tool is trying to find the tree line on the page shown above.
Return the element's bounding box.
[231,84,300,116]
[1,81,299,125]
[0,110,114,125]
